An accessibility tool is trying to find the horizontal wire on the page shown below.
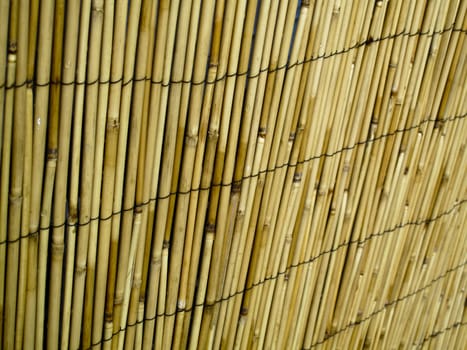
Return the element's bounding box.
[0,26,464,90]
[416,321,467,348]
[1,112,465,246]
[307,259,467,348]
[85,199,466,348]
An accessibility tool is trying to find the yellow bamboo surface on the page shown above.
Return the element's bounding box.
[0,1,466,349]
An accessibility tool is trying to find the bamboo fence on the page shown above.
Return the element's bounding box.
[0,0,466,349]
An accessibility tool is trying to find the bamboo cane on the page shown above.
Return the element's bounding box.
[0,54,14,347]
[34,4,63,337]
[0,0,11,166]
[14,81,32,350]
[15,1,38,347]
[67,1,93,348]
[45,0,68,346]
[3,1,28,348]
[49,6,79,347]
[56,1,83,348]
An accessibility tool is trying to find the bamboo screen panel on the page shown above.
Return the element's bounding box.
[0,0,466,349]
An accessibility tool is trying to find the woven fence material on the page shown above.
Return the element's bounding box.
[0,0,466,349]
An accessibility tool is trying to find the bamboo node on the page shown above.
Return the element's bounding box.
[47,148,58,160]
[91,1,104,14]
[104,312,113,322]
[177,300,186,310]
[240,307,248,316]
[132,278,142,289]
[302,0,310,7]
[9,193,23,205]
[289,132,296,142]
[232,181,242,193]
[296,122,305,133]
[75,263,87,275]
[114,295,123,306]
[207,128,219,141]
[258,127,267,138]
[185,133,198,147]
[150,254,162,266]
[205,224,216,233]
[333,4,341,14]
[8,43,17,54]
[107,119,120,131]
[318,186,327,196]
[293,172,302,183]
[163,240,170,249]
[343,161,350,172]
[51,242,65,254]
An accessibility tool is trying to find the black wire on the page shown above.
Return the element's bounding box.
[85,200,466,348]
[1,26,464,90]
[1,112,465,246]
[416,321,466,348]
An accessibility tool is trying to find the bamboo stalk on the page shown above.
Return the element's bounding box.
[57,1,82,347]
[0,53,15,346]
[0,0,11,166]
[15,0,38,347]
[14,81,32,350]
[67,1,93,348]
[45,0,67,346]
[3,1,28,349]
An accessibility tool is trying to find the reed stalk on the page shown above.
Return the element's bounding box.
[0,3,15,344]
[15,0,38,346]
[67,1,93,348]
[0,54,14,346]
[3,1,28,349]
[0,0,10,165]
[56,1,82,348]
